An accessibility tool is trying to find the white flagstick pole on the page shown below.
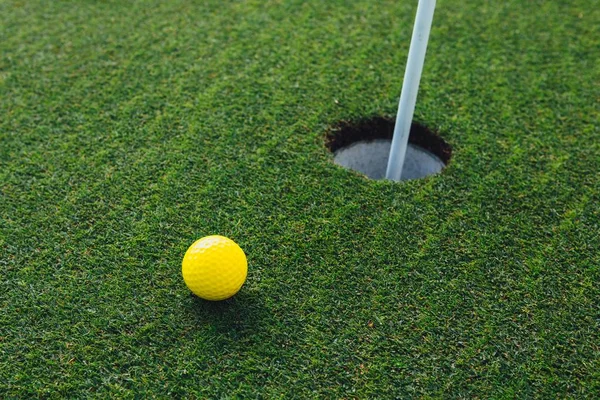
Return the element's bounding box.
[386,0,436,181]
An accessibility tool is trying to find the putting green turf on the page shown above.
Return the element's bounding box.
[1,0,599,397]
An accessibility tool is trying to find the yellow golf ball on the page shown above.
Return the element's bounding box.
[182,235,248,301]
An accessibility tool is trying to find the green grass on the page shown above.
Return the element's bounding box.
[1,0,599,397]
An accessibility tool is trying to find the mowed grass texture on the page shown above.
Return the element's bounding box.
[1,0,599,397]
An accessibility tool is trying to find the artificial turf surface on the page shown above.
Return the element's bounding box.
[1,0,599,397]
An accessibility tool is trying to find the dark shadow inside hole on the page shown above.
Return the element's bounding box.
[326,116,452,164]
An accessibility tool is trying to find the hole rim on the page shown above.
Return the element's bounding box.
[325,116,452,165]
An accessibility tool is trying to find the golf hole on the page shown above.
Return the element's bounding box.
[326,117,451,181]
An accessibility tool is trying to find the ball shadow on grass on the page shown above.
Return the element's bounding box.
[185,289,265,338]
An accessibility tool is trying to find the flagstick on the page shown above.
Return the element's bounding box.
[386,0,436,181]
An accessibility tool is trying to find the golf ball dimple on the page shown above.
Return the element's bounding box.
[182,235,247,301]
